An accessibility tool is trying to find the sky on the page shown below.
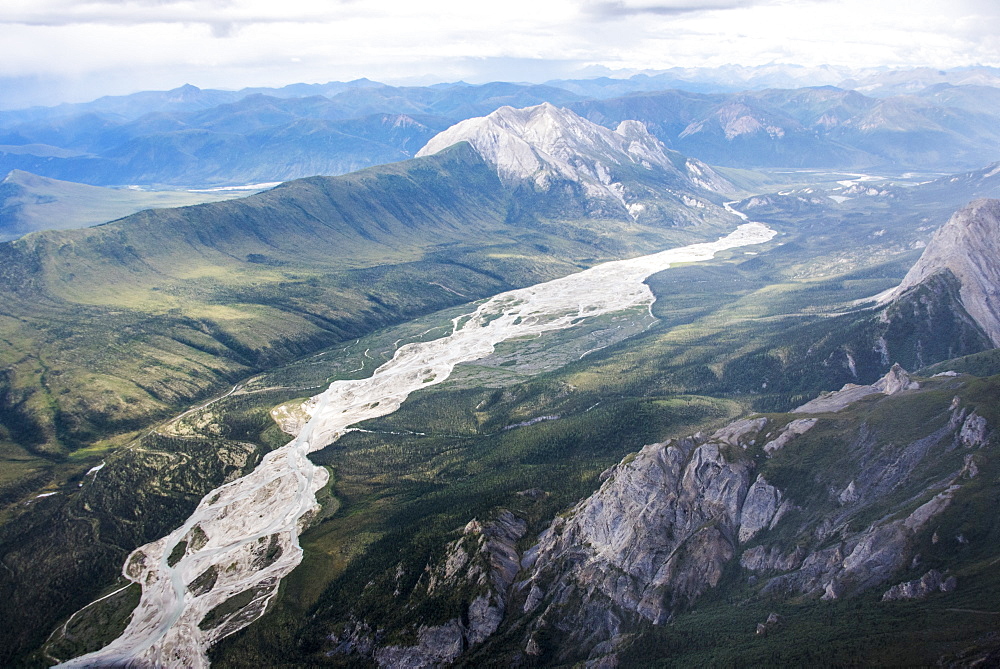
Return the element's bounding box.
[1,0,999,108]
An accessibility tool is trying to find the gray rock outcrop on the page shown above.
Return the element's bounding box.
[794,364,918,414]
[712,417,769,448]
[882,569,957,601]
[838,480,859,505]
[960,411,989,447]
[374,622,465,669]
[872,363,921,395]
[762,418,817,452]
[739,476,783,543]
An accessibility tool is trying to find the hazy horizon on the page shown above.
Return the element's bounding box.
[2,0,999,109]
[0,61,965,110]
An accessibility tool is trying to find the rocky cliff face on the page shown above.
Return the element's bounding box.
[416,103,735,221]
[514,432,751,661]
[886,198,1000,346]
[331,365,996,666]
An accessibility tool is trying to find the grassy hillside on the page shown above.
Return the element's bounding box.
[0,139,741,562]
[0,141,740,467]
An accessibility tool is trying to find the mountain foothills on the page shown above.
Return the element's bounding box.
[0,82,998,667]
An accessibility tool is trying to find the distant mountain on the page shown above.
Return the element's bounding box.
[912,162,1000,203]
[0,106,452,186]
[552,65,1000,99]
[916,84,1000,117]
[0,170,254,241]
[0,84,585,187]
[571,87,1000,170]
[0,80,387,125]
[3,76,1000,186]
[549,63,856,97]
[841,66,1000,97]
[417,103,735,221]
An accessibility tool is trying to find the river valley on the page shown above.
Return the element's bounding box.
[60,221,776,668]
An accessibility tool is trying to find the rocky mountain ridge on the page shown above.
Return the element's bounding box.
[883,198,1000,346]
[417,103,734,220]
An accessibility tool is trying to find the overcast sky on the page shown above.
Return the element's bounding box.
[2,0,999,108]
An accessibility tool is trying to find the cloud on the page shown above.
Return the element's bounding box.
[583,0,773,18]
[0,0,360,32]
[0,0,997,108]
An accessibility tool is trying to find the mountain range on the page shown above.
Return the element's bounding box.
[3,68,1000,193]
[1,96,1000,667]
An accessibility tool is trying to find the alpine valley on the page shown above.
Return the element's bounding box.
[2,68,1000,668]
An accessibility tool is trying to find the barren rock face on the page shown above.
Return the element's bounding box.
[793,364,918,414]
[882,569,957,601]
[872,363,920,395]
[523,434,752,634]
[740,476,783,543]
[892,198,1000,346]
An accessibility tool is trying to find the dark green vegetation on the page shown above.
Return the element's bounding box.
[44,583,141,664]
[617,581,1000,667]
